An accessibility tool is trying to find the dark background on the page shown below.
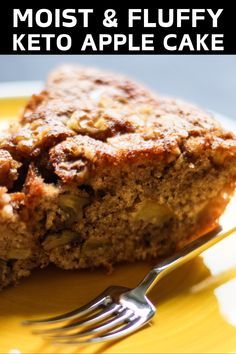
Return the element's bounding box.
[0,55,235,119]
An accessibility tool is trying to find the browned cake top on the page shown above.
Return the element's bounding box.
[1,65,236,186]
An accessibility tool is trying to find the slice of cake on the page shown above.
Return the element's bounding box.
[0,65,236,289]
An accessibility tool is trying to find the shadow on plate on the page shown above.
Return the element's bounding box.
[0,256,233,318]
[0,254,236,353]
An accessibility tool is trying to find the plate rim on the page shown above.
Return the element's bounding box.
[0,80,43,98]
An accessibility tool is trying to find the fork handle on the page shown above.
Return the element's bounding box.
[136,225,236,295]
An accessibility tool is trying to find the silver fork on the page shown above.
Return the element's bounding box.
[23,225,236,345]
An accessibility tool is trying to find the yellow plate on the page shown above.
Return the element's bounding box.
[0,92,236,354]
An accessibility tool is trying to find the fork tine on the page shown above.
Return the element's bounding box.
[33,303,121,335]
[95,317,146,342]
[53,317,146,345]
[22,294,109,326]
[50,309,133,340]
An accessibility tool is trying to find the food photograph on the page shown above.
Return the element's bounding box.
[0,5,236,354]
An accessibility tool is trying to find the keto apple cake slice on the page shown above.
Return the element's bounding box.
[0,65,236,289]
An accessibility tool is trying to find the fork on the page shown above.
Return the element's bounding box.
[23,225,236,345]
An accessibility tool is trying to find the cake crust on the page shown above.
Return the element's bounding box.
[2,65,234,158]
